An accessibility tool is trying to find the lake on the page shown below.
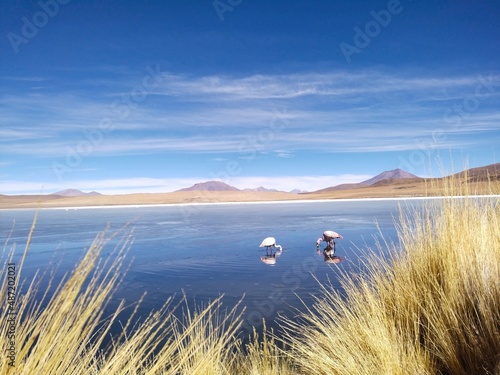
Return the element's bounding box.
[1,199,419,336]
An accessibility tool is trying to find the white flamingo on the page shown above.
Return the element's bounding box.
[259,237,282,252]
[259,237,283,265]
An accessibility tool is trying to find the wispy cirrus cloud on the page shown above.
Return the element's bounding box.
[152,71,500,101]
[1,69,499,162]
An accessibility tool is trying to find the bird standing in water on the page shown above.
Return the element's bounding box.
[259,237,282,252]
[259,237,283,265]
[316,230,343,255]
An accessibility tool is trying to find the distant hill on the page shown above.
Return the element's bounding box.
[452,162,500,182]
[243,186,280,193]
[361,169,420,185]
[313,169,421,193]
[290,189,308,194]
[176,181,240,192]
[54,189,102,197]
[314,182,367,193]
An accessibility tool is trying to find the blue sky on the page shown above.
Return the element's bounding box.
[1,0,499,194]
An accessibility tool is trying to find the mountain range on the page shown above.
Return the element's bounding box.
[1,163,498,209]
[175,168,422,194]
[4,163,499,198]
[176,181,304,194]
[175,164,500,194]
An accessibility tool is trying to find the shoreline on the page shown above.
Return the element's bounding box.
[1,194,498,211]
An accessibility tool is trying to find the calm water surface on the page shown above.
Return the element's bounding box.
[1,199,420,334]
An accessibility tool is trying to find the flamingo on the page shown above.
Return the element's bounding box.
[259,237,282,252]
[259,237,283,265]
[316,230,343,253]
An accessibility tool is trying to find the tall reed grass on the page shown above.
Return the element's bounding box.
[282,177,500,374]
[0,224,244,374]
[1,176,498,374]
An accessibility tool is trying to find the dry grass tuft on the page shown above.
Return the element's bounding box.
[234,321,295,375]
[281,177,500,374]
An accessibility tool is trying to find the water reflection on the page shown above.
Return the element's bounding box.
[320,249,344,264]
[260,246,283,265]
